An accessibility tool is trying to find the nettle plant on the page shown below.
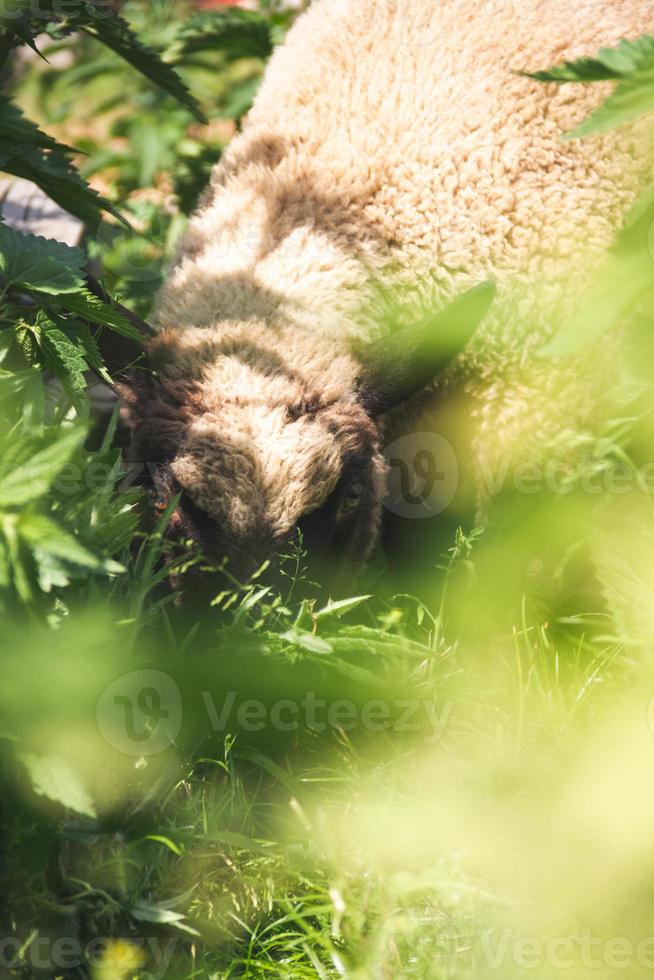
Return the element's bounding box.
[0,0,288,614]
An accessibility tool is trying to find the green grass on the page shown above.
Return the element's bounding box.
[3,522,651,979]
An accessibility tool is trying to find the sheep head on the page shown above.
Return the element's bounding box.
[104,283,494,596]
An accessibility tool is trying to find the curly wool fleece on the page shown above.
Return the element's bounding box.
[153,0,654,538]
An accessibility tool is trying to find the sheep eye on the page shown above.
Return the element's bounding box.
[338,486,363,518]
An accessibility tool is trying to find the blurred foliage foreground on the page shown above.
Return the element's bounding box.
[2,4,654,978]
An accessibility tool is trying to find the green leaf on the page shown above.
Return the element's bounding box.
[182,828,271,854]
[280,629,334,655]
[520,58,619,83]
[174,8,273,61]
[0,96,70,149]
[0,427,85,507]
[0,1,29,22]
[237,747,303,796]
[314,595,373,620]
[527,35,654,138]
[69,2,206,122]
[0,0,41,54]
[0,224,85,293]
[18,512,102,570]
[525,59,620,83]
[568,72,654,138]
[130,901,200,936]
[83,504,139,553]
[538,252,654,357]
[74,321,111,384]
[32,546,72,592]
[38,320,89,391]
[20,368,45,428]
[527,35,654,83]
[1,512,32,602]
[20,753,96,818]
[539,184,654,356]
[0,534,10,589]
[144,834,183,856]
[221,75,262,120]
[0,98,123,226]
[43,289,144,342]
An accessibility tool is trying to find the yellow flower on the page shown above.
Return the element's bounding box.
[93,940,145,980]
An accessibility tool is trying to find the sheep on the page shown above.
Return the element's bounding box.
[114,0,654,589]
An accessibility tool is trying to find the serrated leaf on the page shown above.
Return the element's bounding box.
[222,75,262,120]
[174,8,273,61]
[0,96,67,149]
[0,98,123,225]
[0,427,85,506]
[280,628,333,655]
[44,289,144,342]
[567,73,654,138]
[528,35,654,84]
[0,224,85,293]
[0,0,39,55]
[528,35,654,138]
[21,753,96,818]
[0,18,41,57]
[599,34,654,74]
[68,2,205,122]
[77,325,112,384]
[39,322,88,391]
[85,505,139,553]
[526,59,620,83]
[18,512,102,569]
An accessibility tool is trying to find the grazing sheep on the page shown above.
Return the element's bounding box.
[117,0,654,586]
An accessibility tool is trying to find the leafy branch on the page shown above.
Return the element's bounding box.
[526,35,654,137]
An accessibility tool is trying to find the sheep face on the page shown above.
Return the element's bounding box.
[118,285,493,597]
[122,328,388,594]
[157,400,386,589]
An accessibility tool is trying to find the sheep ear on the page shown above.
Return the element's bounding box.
[85,273,154,381]
[355,282,495,415]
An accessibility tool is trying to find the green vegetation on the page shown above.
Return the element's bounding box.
[1,5,654,978]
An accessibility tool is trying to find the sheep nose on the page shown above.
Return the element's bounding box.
[225,539,276,583]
